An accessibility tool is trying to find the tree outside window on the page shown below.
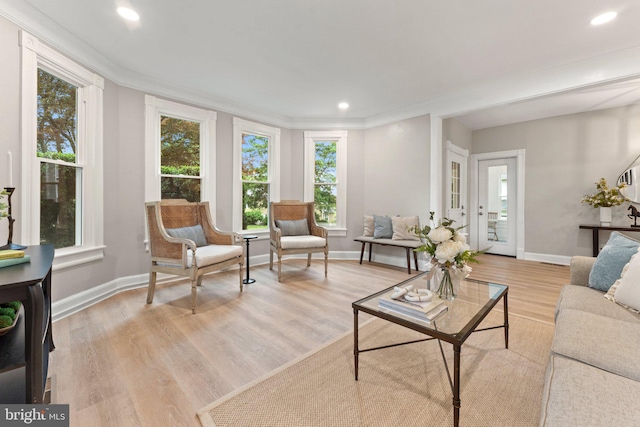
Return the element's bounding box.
[160,116,201,202]
[242,133,269,230]
[314,141,337,226]
[37,68,81,249]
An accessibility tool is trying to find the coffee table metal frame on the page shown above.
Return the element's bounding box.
[352,273,509,427]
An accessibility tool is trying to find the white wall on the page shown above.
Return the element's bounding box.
[472,104,640,258]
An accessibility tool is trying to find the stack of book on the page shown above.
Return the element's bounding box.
[0,249,31,269]
[378,294,448,322]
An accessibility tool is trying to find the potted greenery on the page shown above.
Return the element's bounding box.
[581,178,628,226]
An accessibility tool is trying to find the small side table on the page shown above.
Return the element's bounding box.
[242,235,258,284]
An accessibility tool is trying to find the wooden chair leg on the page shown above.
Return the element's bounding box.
[324,251,328,277]
[146,271,157,304]
[269,249,274,270]
[239,262,244,292]
[307,253,312,267]
[278,254,282,282]
[192,277,202,314]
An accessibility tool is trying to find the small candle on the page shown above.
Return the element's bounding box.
[7,151,12,188]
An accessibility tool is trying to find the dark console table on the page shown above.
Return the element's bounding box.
[579,224,640,256]
[0,245,55,403]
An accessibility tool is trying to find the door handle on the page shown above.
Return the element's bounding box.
[461,212,466,216]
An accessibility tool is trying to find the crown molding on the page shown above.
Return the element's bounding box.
[4,0,640,131]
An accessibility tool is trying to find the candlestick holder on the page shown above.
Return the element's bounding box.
[0,187,27,250]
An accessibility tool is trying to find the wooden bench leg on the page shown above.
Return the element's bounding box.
[405,248,411,274]
[413,250,419,273]
[359,242,365,264]
[368,243,373,262]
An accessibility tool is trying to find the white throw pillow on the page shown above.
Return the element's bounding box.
[391,216,420,241]
[363,215,374,236]
[606,248,640,313]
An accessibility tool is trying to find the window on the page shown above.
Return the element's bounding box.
[304,131,347,235]
[232,118,280,233]
[21,31,104,268]
[145,96,216,205]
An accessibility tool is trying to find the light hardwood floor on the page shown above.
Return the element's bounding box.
[49,255,570,426]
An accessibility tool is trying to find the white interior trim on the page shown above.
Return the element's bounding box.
[470,149,526,258]
[303,130,348,231]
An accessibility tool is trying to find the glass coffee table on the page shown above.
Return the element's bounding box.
[352,272,509,427]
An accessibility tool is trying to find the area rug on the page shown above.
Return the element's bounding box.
[197,312,554,427]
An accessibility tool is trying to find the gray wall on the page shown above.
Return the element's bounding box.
[363,115,431,218]
[472,104,640,257]
[0,14,433,302]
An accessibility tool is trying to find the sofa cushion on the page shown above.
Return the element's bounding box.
[187,244,243,267]
[540,354,640,427]
[588,231,640,292]
[555,285,640,324]
[275,219,310,236]
[354,236,424,249]
[391,216,420,241]
[166,224,208,247]
[552,309,640,381]
[373,215,393,239]
[280,236,326,249]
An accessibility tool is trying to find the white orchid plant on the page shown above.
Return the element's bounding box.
[410,212,481,275]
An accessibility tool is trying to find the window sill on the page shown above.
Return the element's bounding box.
[52,245,106,271]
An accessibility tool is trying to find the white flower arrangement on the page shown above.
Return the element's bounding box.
[411,212,481,269]
[410,212,481,299]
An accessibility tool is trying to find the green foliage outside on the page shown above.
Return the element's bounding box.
[37,68,79,249]
[314,142,337,225]
[243,209,267,228]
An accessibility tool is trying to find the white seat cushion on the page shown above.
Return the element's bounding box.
[281,236,327,250]
[187,244,243,267]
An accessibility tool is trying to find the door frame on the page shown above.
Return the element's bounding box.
[470,149,526,259]
[445,140,469,228]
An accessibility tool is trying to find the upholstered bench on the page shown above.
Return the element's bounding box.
[354,215,423,274]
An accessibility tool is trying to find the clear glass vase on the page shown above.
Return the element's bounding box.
[432,266,460,300]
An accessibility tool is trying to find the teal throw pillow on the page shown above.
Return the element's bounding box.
[373,214,393,239]
[589,231,640,292]
[166,224,208,247]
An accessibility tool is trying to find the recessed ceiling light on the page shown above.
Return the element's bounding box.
[338,102,349,110]
[117,7,140,22]
[590,11,617,26]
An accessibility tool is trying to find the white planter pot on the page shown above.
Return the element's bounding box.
[600,207,612,226]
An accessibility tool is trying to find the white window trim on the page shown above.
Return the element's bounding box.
[303,130,347,237]
[20,30,105,270]
[144,95,217,206]
[232,118,280,235]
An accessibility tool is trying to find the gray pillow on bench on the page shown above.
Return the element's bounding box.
[373,214,393,239]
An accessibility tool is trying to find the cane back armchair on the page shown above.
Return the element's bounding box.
[269,200,328,281]
[146,200,244,313]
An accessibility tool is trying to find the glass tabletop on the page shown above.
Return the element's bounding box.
[353,272,508,341]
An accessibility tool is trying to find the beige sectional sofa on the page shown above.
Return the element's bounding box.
[540,256,640,426]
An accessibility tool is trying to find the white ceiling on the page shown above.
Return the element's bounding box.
[7,0,640,128]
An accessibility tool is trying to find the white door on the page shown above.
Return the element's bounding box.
[478,158,517,256]
[445,143,468,229]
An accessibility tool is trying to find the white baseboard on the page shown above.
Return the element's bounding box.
[52,272,184,322]
[523,252,571,266]
[52,249,565,321]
